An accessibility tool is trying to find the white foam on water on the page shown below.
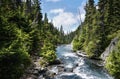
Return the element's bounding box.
[73,67,98,79]
[77,58,84,66]
[65,63,73,68]
[62,53,77,57]
[55,44,114,79]
[59,72,76,77]
[73,66,113,79]
[104,72,114,79]
[49,66,58,74]
[55,72,76,79]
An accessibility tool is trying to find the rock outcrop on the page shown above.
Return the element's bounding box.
[20,57,47,79]
[101,37,119,61]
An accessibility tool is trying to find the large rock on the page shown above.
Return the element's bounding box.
[59,73,82,79]
[101,37,119,61]
[48,59,62,65]
[76,51,88,57]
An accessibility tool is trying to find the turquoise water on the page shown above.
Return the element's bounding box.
[54,44,113,79]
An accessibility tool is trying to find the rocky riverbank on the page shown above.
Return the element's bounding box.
[20,44,113,79]
[76,51,104,67]
[20,56,62,79]
[20,56,46,79]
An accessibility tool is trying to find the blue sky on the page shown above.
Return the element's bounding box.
[41,0,98,33]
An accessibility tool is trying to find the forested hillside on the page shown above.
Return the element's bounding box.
[0,0,120,79]
[72,0,120,78]
[0,0,66,79]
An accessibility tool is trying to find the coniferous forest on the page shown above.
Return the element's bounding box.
[0,0,120,79]
[0,0,66,78]
[73,0,120,78]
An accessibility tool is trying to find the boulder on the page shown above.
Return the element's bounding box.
[60,73,82,79]
[101,37,119,61]
[49,59,62,65]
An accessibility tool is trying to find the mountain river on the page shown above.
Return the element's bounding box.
[39,44,113,79]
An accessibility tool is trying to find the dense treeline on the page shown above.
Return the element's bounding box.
[58,25,76,44]
[72,0,120,78]
[64,31,76,44]
[0,0,64,79]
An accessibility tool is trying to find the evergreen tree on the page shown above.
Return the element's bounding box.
[59,25,64,43]
[0,1,32,78]
[72,0,120,77]
[0,0,65,78]
[44,13,48,24]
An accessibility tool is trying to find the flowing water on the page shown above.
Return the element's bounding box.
[42,44,113,79]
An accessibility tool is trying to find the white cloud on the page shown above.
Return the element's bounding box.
[50,9,64,14]
[49,9,79,33]
[48,1,86,33]
[46,0,60,2]
[78,0,86,22]
[76,13,85,24]
[96,5,99,9]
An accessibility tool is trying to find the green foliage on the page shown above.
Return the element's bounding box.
[107,30,120,41]
[0,0,41,78]
[85,41,96,57]
[0,15,31,78]
[72,0,99,57]
[64,31,76,44]
[72,0,120,59]
[0,39,31,79]
[39,58,48,67]
[40,42,56,63]
[42,50,57,63]
[0,0,64,79]
[72,38,80,51]
[0,52,30,79]
[72,0,120,78]
[105,37,120,79]
[72,35,84,51]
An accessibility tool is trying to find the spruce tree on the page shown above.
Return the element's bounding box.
[44,13,48,24]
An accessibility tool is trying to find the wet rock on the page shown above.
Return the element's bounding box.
[57,64,64,68]
[30,75,38,79]
[39,68,47,74]
[76,51,88,57]
[49,72,56,78]
[75,63,79,67]
[33,70,39,76]
[64,68,73,72]
[49,59,62,65]
[54,65,64,72]
[42,70,56,79]
[84,58,104,67]
[60,73,82,79]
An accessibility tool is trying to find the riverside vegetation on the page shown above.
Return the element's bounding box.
[0,0,74,79]
[0,0,120,79]
[72,0,120,79]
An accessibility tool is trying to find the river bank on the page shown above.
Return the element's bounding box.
[20,56,45,79]
[20,44,113,79]
[76,51,105,67]
[20,56,62,79]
